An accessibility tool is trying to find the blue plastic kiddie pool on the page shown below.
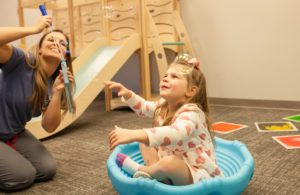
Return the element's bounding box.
[107,137,254,195]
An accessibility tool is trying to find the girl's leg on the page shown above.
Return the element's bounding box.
[14,130,56,182]
[138,155,193,185]
[0,141,36,191]
[139,143,159,166]
[116,144,159,176]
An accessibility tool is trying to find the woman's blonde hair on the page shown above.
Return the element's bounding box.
[26,29,76,115]
[154,53,212,133]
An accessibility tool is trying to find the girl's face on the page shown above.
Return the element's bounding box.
[159,64,189,103]
[39,32,68,60]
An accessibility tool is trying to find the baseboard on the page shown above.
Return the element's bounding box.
[99,91,300,110]
[209,97,300,110]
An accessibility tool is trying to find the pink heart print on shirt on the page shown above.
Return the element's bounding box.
[196,156,206,164]
[161,137,171,146]
[188,142,196,148]
[133,102,141,110]
[196,146,203,154]
[210,168,221,177]
[205,150,211,157]
[177,140,183,146]
[199,133,206,140]
[185,125,192,135]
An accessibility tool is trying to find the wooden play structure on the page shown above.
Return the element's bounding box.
[18,0,195,139]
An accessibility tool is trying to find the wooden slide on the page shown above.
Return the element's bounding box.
[26,33,140,139]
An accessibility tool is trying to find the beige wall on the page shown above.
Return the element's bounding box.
[0,0,42,48]
[180,0,300,101]
[1,0,299,101]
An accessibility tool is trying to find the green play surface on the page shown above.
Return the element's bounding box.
[283,114,300,123]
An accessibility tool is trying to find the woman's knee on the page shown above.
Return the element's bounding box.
[0,165,36,191]
[35,159,56,181]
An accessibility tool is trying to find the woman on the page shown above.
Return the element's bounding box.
[0,15,75,191]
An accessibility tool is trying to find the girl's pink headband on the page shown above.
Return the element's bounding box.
[187,57,200,71]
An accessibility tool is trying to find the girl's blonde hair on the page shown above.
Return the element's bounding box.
[26,29,76,115]
[154,53,212,133]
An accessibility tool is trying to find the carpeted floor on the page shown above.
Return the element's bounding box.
[2,98,300,195]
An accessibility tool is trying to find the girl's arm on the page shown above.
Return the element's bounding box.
[123,91,159,118]
[104,81,158,118]
[109,126,149,150]
[0,16,52,64]
[145,110,201,147]
[108,108,204,150]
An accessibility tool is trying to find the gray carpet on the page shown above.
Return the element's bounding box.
[2,98,300,195]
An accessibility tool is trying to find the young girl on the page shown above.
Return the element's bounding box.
[106,53,223,186]
[0,16,75,191]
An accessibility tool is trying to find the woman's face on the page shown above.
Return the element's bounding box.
[39,32,68,60]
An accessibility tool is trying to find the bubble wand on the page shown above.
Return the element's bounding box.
[39,5,74,113]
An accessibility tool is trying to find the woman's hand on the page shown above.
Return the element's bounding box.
[108,126,148,150]
[52,68,74,95]
[32,16,52,34]
[104,81,132,100]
